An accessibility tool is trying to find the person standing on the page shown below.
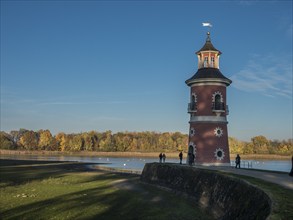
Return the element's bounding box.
[179,151,183,164]
[162,153,166,163]
[235,154,241,168]
[159,153,163,163]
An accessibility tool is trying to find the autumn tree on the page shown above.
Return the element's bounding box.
[99,130,113,151]
[113,132,132,152]
[38,130,54,150]
[129,137,138,151]
[82,132,94,151]
[158,132,174,151]
[276,139,293,155]
[10,129,28,145]
[251,135,269,154]
[67,134,84,151]
[19,130,39,150]
[55,132,67,151]
[0,132,17,149]
[229,137,246,154]
[172,132,188,152]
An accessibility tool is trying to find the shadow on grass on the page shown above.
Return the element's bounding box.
[1,179,206,220]
[0,159,211,220]
[0,159,100,186]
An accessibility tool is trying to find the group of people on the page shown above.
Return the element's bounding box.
[158,151,191,165]
[157,153,293,178]
[159,152,184,164]
[158,152,244,168]
[159,153,166,163]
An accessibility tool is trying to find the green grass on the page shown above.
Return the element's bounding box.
[221,172,293,220]
[0,159,212,220]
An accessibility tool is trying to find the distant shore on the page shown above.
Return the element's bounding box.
[0,149,291,160]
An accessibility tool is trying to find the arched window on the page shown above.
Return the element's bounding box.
[188,93,197,112]
[187,143,196,165]
[212,91,225,111]
[191,95,196,110]
[210,57,215,67]
[204,57,208,67]
[191,95,196,103]
[188,145,193,154]
[215,94,221,110]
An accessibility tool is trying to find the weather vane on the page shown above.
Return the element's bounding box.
[202,22,212,32]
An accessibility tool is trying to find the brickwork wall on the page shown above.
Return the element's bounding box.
[189,122,230,164]
[188,84,230,164]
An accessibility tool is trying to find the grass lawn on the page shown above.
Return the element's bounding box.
[226,173,293,220]
[0,159,212,220]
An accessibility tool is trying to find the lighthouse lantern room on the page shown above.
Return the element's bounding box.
[186,32,232,166]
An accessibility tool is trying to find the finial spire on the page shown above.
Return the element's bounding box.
[206,31,211,42]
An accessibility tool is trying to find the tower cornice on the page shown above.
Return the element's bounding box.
[186,78,232,86]
[189,115,228,123]
[185,68,232,86]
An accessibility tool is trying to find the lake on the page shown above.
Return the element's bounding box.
[1,154,291,173]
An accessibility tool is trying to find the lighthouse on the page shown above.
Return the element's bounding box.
[185,32,232,166]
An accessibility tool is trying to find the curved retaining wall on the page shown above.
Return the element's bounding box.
[141,163,271,220]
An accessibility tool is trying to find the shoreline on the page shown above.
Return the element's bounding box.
[0,149,291,160]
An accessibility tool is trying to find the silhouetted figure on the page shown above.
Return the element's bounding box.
[235,154,241,169]
[289,156,293,177]
[179,151,183,164]
[159,153,163,163]
[162,153,166,163]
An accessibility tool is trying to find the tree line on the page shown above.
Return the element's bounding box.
[0,129,292,155]
[229,136,292,155]
[0,129,187,152]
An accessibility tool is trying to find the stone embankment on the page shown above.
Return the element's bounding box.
[141,163,271,220]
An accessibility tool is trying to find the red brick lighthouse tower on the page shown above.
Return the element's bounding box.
[185,32,232,166]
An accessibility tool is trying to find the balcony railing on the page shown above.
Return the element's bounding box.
[212,102,225,112]
[188,102,197,113]
[188,102,229,115]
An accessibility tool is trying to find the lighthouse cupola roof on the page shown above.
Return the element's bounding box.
[196,32,222,55]
[186,31,232,86]
[195,32,222,70]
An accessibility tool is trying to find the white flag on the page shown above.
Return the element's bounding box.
[202,22,212,27]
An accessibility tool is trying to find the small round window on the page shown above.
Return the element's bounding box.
[214,127,223,137]
[214,148,225,160]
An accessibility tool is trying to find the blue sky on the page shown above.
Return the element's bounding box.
[1,0,292,141]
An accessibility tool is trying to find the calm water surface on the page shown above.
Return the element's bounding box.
[0,154,291,173]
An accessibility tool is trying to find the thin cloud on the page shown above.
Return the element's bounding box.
[231,54,292,98]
